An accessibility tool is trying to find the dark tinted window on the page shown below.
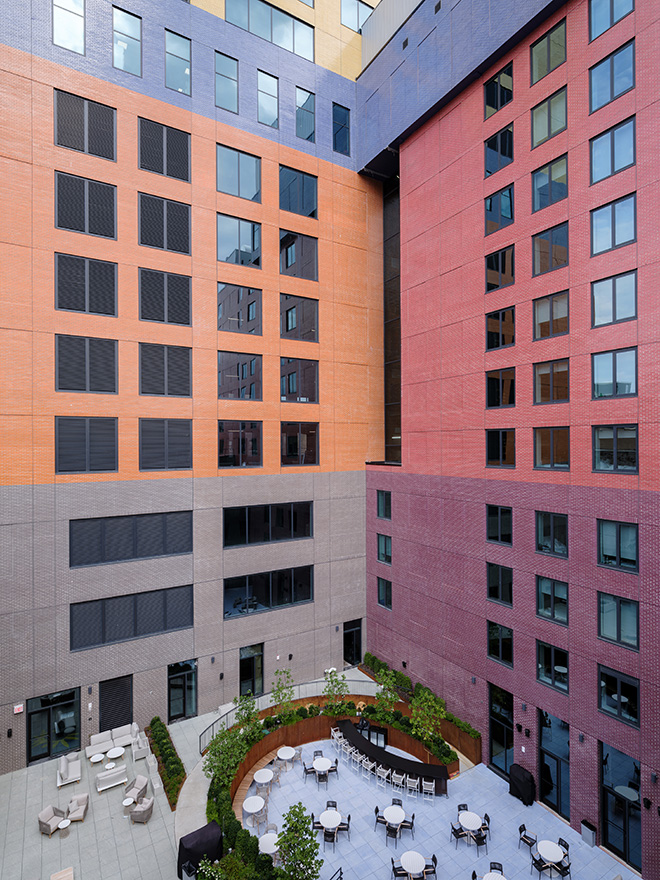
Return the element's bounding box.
[217,214,261,267]
[332,103,350,155]
[280,294,318,341]
[280,166,317,217]
[533,223,568,275]
[218,284,262,334]
[280,230,318,280]
[224,501,312,547]
[486,246,514,291]
[485,124,513,176]
[218,351,262,400]
[281,422,318,465]
[217,144,261,201]
[224,565,313,618]
[485,63,513,118]
[280,358,318,402]
[218,420,262,467]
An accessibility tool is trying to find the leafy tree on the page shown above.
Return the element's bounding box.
[270,668,296,722]
[322,667,349,714]
[374,667,400,718]
[277,802,323,880]
[233,691,262,747]
[203,724,249,789]
[410,686,446,745]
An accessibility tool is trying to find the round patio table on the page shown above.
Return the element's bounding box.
[537,840,564,864]
[383,805,405,825]
[483,874,508,880]
[243,795,265,827]
[58,818,71,839]
[313,757,332,773]
[122,797,134,818]
[259,832,278,855]
[400,850,425,875]
[107,746,125,760]
[458,810,481,832]
[90,753,104,764]
[320,809,341,829]
[615,785,639,801]
[254,768,274,786]
[277,746,295,769]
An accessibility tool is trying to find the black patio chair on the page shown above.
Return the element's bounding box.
[423,854,437,877]
[328,758,339,777]
[326,800,337,810]
[473,829,488,855]
[310,812,323,832]
[400,812,415,840]
[531,852,550,878]
[323,827,337,853]
[385,822,401,848]
[558,838,569,855]
[391,797,403,807]
[337,814,351,840]
[490,863,503,874]
[303,762,315,783]
[556,860,571,879]
[450,821,468,848]
[314,749,323,758]
[519,823,537,853]
[457,803,469,815]
[374,805,386,831]
[481,812,491,839]
[316,769,329,789]
[391,857,407,878]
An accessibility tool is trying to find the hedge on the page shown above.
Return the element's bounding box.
[145,716,186,808]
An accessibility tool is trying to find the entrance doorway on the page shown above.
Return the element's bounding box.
[343,619,362,666]
[489,684,514,777]
[27,689,80,763]
[239,643,264,696]
[168,660,197,722]
[601,741,641,871]
[538,710,570,819]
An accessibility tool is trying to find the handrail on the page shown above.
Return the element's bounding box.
[198,673,379,755]
[328,869,343,880]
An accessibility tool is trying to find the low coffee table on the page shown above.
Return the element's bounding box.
[58,818,71,839]
[90,753,104,765]
[107,746,125,761]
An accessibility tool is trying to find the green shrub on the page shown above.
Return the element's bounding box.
[296,705,309,719]
[363,652,375,670]
[345,700,356,715]
[394,671,412,692]
[307,703,321,717]
[263,714,275,729]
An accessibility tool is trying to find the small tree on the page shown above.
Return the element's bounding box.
[410,686,446,745]
[270,668,296,722]
[233,691,262,747]
[322,667,349,714]
[374,667,400,719]
[277,801,323,880]
[203,724,249,789]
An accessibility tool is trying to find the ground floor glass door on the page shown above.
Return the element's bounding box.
[343,619,362,666]
[27,689,80,763]
[601,742,641,871]
[168,660,197,722]
[539,710,570,819]
[489,684,514,777]
[239,643,264,696]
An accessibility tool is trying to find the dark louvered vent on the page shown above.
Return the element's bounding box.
[140,269,165,322]
[57,173,86,232]
[56,335,116,392]
[140,343,166,395]
[166,584,194,628]
[167,273,191,324]
[69,518,103,567]
[105,517,134,561]
[166,511,193,554]
[139,419,192,470]
[88,180,115,237]
[139,194,165,248]
[99,675,132,730]
[88,417,118,471]
[56,417,87,473]
[166,125,190,180]
[56,254,116,315]
[166,200,190,253]
[88,259,116,314]
[140,418,167,469]
[88,338,116,392]
[167,346,191,396]
[136,590,165,636]
[139,118,164,173]
[167,419,193,469]
[56,254,86,311]
[87,100,115,160]
[69,510,192,566]
[56,90,115,159]
[136,514,165,558]
[70,602,103,651]
[56,91,85,151]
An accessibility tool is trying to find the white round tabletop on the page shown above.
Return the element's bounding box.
[90,753,104,764]
[614,785,639,801]
[107,746,124,760]
[314,757,332,772]
[277,746,295,761]
[105,762,116,770]
[537,840,564,863]
[259,832,278,854]
[483,873,508,880]
[320,809,341,829]
[400,850,426,874]
[383,805,405,825]
[122,797,134,807]
[254,768,274,785]
[458,810,482,832]
[58,819,71,830]
[243,795,265,814]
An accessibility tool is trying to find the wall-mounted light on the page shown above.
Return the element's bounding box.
[7,729,12,739]
[219,672,224,681]
[515,723,522,733]
[471,676,476,685]
[335,625,339,632]
[88,686,92,695]
[524,729,530,738]
[402,661,407,669]
[579,733,584,743]
[652,773,658,784]
[288,653,293,661]
[521,703,526,712]
[643,797,651,810]
[211,656,215,664]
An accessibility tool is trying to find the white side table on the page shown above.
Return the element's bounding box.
[122,797,135,818]
[58,818,71,839]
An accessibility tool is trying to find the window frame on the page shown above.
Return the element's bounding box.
[590,116,635,184]
[533,358,569,405]
[139,418,193,471]
[332,103,351,156]
[55,253,117,316]
[215,51,239,113]
[341,0,373,33]
[485,184,514,235]
[139,118,191,182]
[487,620,513,667]
[484,61,513,119]
[217,213,262,268]
[590,193,636,255]
[534,426,570,470]
[532,221,569,276]
[139,343,192,397]
[56,334,117,394]
[164,30,191,96]
[531,86,567,148]
[593,424,638,473]
[589,40,635,112]
[537,641,569,692]
[484,123,514,177]
[55,416,118,474]
[280,422,319,466]
[533,290,568,340]
[54,90,116,161]
[218,420,262,468]
[485,245,515,292]
[139,268,191,326]
[591,270,636,327]
[531,154,568,212]
[295,87,315,142]
[530,19,566,85]
[69,511,193,567]
[217,144,261,202]
[589,0,634,41]
[536,510,568,558]
[377,533,392,565]
[112,6,142,77]
[377,490,392,520]
[598,664,639,727]
[53,0,85,55]
[487,562,513,606]
[218,283,262,335]
[55,171,117,239]
[223,565,314,619]
[486,367,515,408]
[223,502,313,547]
[279,165,318,218]
[279,357,318,403]
[138,192,191,254]
[486,307,515,350]
[257,70,279,129]
[598,592,639,650]
[377,576,392,610]
[218,351,263,401]
[486,505,512,545]
[597,518,638,572]
[536,575,568,625]
[486,428,515,468]
[591,347,637,399]
[225,0,314,61]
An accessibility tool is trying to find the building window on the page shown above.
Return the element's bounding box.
[534,359,569,404]
[296,88,315,141]
[280,166,317,218]
[591,193,636,255]
[591,117,635,184]
[537,577,568,624]
[113,7,141,76]
[216,144,260,202]
[69,510,192,567]
[488,622,513,666]
[590,0,634,40]
[280,358,318,402]
[377,490,392,520]
[257,71,278,128]
[55,254,116,316]
[531,87,567,148]
[486,368,515,408]
[218,420,262,467]
[215,52,238,113]
[56,335,117,393]
[139,344,191,397]
[590,41,634,111]
[537,642,568,691]
[486,429,515,467]
[224,566,313,619]
[484,124,513,178]
[485,245,514,291]
[593,425,638,472]
[332,103,350,155]
[218,284,262,335]
[139,193,190,253]
[377,533,392,565]
[53,0,84,54]
[281,422,318,466]
[599,593,638,649]
[598,519,638,571]
[280,294,318,341]
[140,269,191,325]
[534,427,569,469]
[217,214,261,267]
[592,347,636,398]
[485,185,514,234]
[139,119,190,182]
[533,222,568,275]
[377,577,392,610]
[55,172,116,238]
[484,62,513,119]
[55,416,117,473]
[487,563,513,605]
[165,31,191,95]
[225,0,314,61]
[532,155,567,212]
[487,505,512,544]
[218,351,263,400]
[224,502,312,547]
[341,0,372,32]
[55,91,115,160]
[486,308,514,349]
[280,230,318,280]
[139,419,192,470]
[600,666,639,726]
[536,511,568,557]
[70,585,193,650]
[531,19,566,84]
[592,271,636,326]
[534,291,568,339]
